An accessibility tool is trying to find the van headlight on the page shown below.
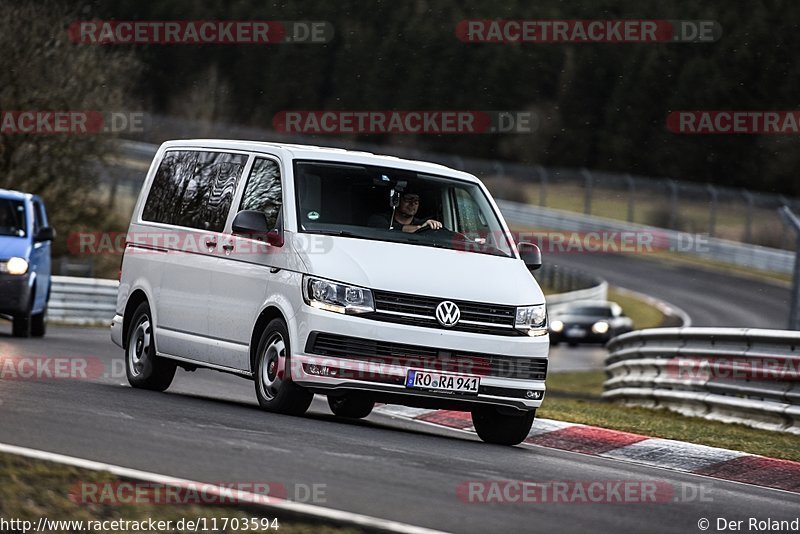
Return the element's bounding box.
[303,276,375,315]
[0,257,29,275]
[515,304,547,336]
[550,320,564,333]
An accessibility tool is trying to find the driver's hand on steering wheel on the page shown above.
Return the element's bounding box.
[418,219,442,231]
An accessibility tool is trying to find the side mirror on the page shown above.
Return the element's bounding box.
[518,242,542,271]
[232,210,283,247]
[35,226,55,242]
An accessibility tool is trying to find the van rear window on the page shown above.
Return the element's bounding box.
[142,150,248,232]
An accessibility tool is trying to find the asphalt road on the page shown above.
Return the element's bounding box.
[545,253,792,373]
[1,325,798,533]
[548,253,789,328]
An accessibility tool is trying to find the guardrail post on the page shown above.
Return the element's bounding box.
[779,206,800,330]
[707,184,718,237]
[492,161,504,178]
[668,179,679,230]
[625,174,635,222]
[743,190,754,243]
[537,165,548,207]
[581,168,592,215]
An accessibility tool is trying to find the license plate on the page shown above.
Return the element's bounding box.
[566,328,587,338]
[406,369,480,395]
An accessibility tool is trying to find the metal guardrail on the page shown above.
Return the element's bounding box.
[50,276,118,325]
[498,200,795,274]
[603,327,800,434]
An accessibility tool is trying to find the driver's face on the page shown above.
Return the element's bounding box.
[399,194,420,216]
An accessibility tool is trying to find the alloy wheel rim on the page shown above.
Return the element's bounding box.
[260,332,286,400]
[128,317,151,377]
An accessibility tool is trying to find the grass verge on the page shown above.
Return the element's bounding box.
[605,287,666,329]
[542,371,800,462]
[0,452,358,534]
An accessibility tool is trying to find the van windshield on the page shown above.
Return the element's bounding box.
[293,160,514,258]
[0,199,26,237]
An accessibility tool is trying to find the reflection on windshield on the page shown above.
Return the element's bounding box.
[0,199,26,237]
[293,160,513,258]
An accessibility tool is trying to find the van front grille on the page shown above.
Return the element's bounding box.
[369,289,520,336]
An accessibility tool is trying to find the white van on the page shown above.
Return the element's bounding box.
[111,140,548,445]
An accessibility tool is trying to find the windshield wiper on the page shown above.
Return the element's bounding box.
[303,229,368,239]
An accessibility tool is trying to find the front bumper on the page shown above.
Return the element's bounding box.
[291,306,549,412]
[0,274,31,315]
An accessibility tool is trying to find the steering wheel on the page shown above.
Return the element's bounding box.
[414,223,432,233]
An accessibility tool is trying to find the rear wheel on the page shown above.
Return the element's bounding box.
[126,302,176,391]
[327,394,375,419]
[471,407,535,445]
[32,285,50,338]
[254,318,313,415]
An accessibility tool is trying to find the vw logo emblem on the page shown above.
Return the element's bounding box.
[435,301,461,327]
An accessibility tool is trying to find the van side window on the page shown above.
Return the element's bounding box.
[31,200,44,236]
[239,158,282,230]
[142,150,247,232]
[452,187,488,234]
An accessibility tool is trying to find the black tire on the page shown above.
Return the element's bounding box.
[31,309,46,337]
[125,302,176,391]
[12,312,31,338]
[471,407,536,446]
[327,394,375,419]
[254,318,313,415]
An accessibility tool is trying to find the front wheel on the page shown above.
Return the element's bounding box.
[327,394,374,419]
[12,312,30,338]
[31,309,46,337]
[126,302,176,391]
[471,407,535,445]
[254,318,313,415]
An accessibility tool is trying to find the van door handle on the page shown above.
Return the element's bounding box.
[222,243,234,252]
[204,238,217,249]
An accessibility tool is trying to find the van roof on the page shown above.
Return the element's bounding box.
[158,139,479,182]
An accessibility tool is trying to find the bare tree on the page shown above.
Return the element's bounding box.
[0,0,142,249]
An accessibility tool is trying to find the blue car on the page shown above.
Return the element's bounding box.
[0,189,54,337]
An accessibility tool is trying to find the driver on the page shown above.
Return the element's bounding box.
[392,192,442,232]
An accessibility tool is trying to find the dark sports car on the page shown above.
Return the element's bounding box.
[549,301,634,346]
